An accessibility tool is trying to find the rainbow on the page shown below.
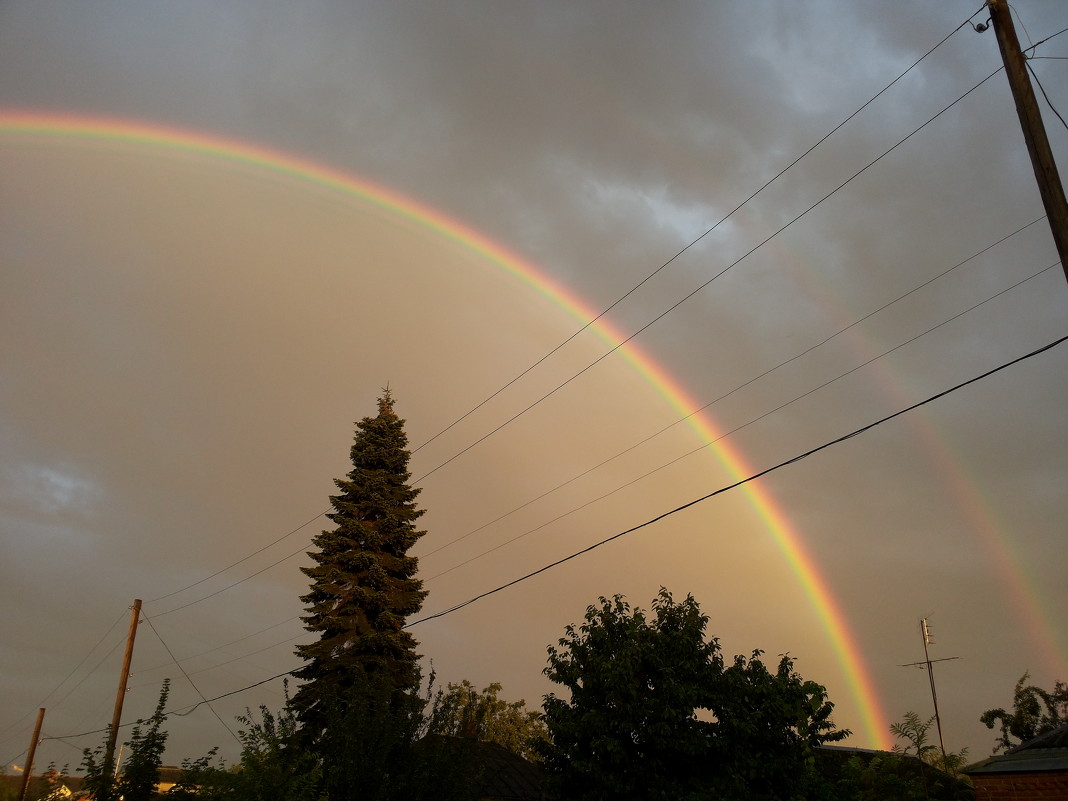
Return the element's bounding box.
[778,243,1068,681]
[0,109,891,747]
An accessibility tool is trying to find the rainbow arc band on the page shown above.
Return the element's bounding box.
[0,109,890,748]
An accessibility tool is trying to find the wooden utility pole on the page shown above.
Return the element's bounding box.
[103,599,142,782]
[987,0,1068,284]
[15,708,45,801]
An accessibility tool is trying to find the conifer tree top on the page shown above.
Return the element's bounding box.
[292,390,428,739]
[377,387,395,418]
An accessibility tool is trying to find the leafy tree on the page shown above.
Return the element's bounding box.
[117,679,171,801]
[228,697,323,801]
[539,589,849,801]
[980,672,1068,752]
[163,680,323,801]
[711,650,849,800]
[165,748,233,801]
[292,390,429,739]
[178,673,478,801]
[426,680,548,762]
[81,680,171,801]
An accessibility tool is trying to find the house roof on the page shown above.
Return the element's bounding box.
[468,740,553,801]
[965,723,1068,775]
[415,736,554,801]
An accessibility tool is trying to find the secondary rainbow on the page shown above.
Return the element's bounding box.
[0,108,891,747]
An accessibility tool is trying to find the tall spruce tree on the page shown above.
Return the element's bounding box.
[292,390,428,738]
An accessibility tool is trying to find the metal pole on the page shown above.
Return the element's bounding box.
[921,618,948,765]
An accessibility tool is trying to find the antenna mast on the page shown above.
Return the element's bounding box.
[900,617,959,765]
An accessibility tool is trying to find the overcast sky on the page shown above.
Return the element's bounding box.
[2,0,1066,771]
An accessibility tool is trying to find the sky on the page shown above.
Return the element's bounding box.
[1,0,1066,773]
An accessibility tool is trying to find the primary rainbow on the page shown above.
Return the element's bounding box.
[0,109,891,747]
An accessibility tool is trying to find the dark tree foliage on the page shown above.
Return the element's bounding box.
[542,589,850,801]
[710,650,849,800]
[838,753,974,801]
[292,390,428,738]
[81,680,171,801]
[837,712,973,801]
[227,698,323,801]
[175,674,478,801]
[980,671,1068,752]
[316,668,479,801]
[539,589,849,801]
[540,591,722,801]
[164,684,323,801]
[426,680,549,762]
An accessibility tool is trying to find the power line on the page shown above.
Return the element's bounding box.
[423,260,1061,582]
[420,216,1047,562]
[411,65,1005,485]
[408,332,1068,627]
[1022,25,1068,56]
[42,670,294,740]
[408,8,981,459]
[38,328,1062,733]
[121,10,988,622]
[133,616,301,678]
[140,200,1036,626]
[1027,60,1068,133]
[142,615,240,744]
[151,559,297,618]
[0,611,126,749]
[146,510,325,605]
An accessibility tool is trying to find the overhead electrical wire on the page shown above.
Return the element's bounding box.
[411,64,1006,485]
[407,331,1068,627]
[127,7,985,620]
[139,65,1013,624]
[407,6,984,458]
[133,616,300,677]
[1022,24,1068,55]
[1027,61,1068,133]
[124,246,1061,681]
[0,611,127,748]
[419,216,1048,561]
[40,327,1068,742]
[146,509,326,605]
[16,1,1061,759]
[422,260,1062,582]
[22,15,1025,731]
[130,622,304,691]
[1021,23,1068,133]
[142,615,240,744]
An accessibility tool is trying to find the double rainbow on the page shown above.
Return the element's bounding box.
[0,109,891,747]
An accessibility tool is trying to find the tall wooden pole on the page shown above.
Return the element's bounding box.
[987,0,1068,284]
[103,599,142,782]
[15,708,45,801]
